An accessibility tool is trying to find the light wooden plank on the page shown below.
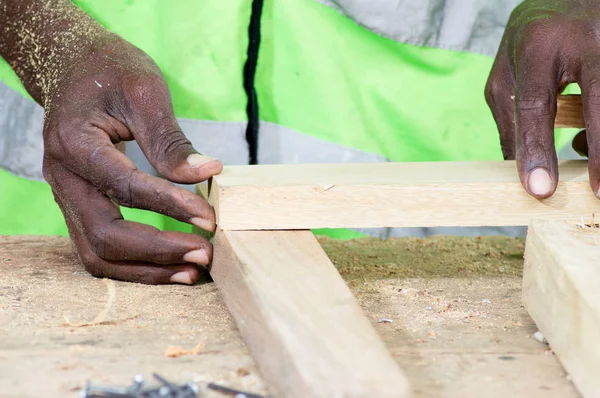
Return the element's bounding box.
[556,95,584,128]
[210,229,412,398]
[206,159,600,230]
[523,219,600,398]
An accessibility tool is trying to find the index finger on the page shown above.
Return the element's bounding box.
[580,63,600,196]
[514,57,560,199]
[55,129,216,231]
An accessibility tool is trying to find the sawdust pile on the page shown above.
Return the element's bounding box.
[319,235,525,284]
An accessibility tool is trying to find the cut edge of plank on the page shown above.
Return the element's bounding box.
[523,219,600,398]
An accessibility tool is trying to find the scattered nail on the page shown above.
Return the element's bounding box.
[528,168,553,196]
[187,153,215,168]
[425,306,433,311]
[378,318,393,323]
[170,271,192,285]
[183,249,209,265]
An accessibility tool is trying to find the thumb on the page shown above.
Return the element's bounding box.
[139,116,223,184]
[123,75,223,184]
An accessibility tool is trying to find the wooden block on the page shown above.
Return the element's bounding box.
[523,219,600,398]
[206,159,600,230]
[210,229,412,398]
[556,95,584,128]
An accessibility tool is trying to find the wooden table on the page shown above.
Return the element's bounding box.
[0,235,579,398]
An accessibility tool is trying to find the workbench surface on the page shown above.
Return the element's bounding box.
[0,235,579,398]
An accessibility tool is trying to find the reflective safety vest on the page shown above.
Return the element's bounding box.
[0,0,580,238]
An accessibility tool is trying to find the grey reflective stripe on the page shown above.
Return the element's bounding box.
[313,0,522,57]
[0,83,45,180]
[355,226,527,239]
[0,81,386,182]
[128,120,388,178]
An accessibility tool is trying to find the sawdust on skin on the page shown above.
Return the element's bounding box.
[0,0,107,110]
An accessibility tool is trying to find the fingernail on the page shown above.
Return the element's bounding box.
[187,153,215,168]
[170,271,192,285]
[191,217,215,232]
[183,249,209,264]
[528,168,553,196]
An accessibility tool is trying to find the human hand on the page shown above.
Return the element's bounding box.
[485,0,600,198]
[0,1,223,284]
[42,37,223,284]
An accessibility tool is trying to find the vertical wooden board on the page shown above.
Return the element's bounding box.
[523,219,600,398]
[210,229,411,398]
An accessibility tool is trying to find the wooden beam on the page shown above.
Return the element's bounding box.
[210,229,412,398]
[556,95,584,128]
[206,159,600,230]
[523,219,600,398]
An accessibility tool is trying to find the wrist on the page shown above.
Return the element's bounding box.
[0,0,115,107]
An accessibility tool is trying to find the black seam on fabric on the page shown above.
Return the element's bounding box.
[243,0,264,165]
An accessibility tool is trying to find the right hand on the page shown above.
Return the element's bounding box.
[42,37,222,285]
[485,0,600,199]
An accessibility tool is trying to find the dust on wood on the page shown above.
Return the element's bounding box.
[319,235,525,284]
[0,235,578,398]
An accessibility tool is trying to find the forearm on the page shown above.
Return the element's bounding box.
[0,0,114,107]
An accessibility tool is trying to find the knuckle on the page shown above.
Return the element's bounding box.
[43,136,63,160]
[149,127,191,171]
[123,74,168,107]
[154,127,190,156]
[77,249,105,278]
[484,77,505,107]
[520,18,552,37]
[104,170,136,207]
[41,157,56,186]
[44,119,92,161]
[43,126,71,160]
[515,21,559,58]
[164,186,195,216]
[585,81,600,108]
[85,227,112,259]
[516,88,554,114]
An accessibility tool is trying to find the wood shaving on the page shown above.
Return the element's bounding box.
[237,368,251,377]
[164,342,204,358]
[63,278,116,327]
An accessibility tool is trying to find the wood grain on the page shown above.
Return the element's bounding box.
[523,219,600,398]
[210,229,412,398]
[556,95,584,128]
[206,160,600,230]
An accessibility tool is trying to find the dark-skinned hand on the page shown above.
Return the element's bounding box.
[486,0,599,198]
[0,1,222,284]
